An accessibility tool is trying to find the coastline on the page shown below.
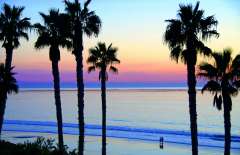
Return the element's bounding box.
[2,119,240,150]
[2,131,240,155]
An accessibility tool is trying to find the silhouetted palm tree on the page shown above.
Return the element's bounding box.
[0,3,31,69]
[198,49,240,155]
[34,9,72,154]
[164,1,218,154]
[0,63,18,136]
[0,3,30,137]
[64,0,101,154]
[87,42,120,155]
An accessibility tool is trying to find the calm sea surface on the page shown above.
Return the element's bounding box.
[2,90,240,154]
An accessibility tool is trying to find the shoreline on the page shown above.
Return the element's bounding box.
[2,131,240,155]
[3,119,240,150]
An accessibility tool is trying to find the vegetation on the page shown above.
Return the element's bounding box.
[198,49,240,155]
[0,137,77,155]
[0,3,31,69]
[164,1,218,154]
[87,42,120,155]
[0,3,31,137]
[0,64,18,137]
[63,0,101,154]
[34,9,72,154]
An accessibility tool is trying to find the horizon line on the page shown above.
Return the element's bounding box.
[17,81,205,89]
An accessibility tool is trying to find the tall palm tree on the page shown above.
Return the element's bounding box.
[198,49,240,155]
[34,9,72,154]
[0,3,31,70]
[164,1,218,154]
[87,42,120,155]
[0,63,18,136]
[64,0,101,154]
[0,3,30,137]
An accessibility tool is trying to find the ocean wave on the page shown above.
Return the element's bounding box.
[3,119,240,150]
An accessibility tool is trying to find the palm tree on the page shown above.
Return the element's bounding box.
[0,63,18,136]
[87,42,120,155]
[0,3,30,137]
[164,1,219,154]
[0,3,31,70]
[198,49,240,155]
[64,0,101,154]
[34,9,72,154]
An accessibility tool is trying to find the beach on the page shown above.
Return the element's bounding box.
[4,131,240,155]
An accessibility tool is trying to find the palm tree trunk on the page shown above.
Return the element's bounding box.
[187,62,198,155]
[222,93,231,155]
[76,55,85,155]
[101,69,107,155]
[0,91,7,138]
[73,20,84,155]
[51,61,64,154]
[5,46,13,70]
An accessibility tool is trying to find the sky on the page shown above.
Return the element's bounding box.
[0,0,240,88]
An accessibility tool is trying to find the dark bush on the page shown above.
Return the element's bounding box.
[0,137,77,155]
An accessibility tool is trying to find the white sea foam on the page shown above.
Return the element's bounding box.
[3,120,240,150]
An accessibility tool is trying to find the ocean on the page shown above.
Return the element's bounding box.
[2,89,240,155]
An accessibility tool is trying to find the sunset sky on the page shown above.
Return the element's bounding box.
[0,0,240,87]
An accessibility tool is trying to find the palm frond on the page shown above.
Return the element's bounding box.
[222,48,232,72]
[170,46,182,63]
[212,93,222,111]
[193,1,200,15]
[213,93,217,107]
[199,48,240,112]
[178,2,193,24]
[164,19,184,48]
[201,80,221,93]
[87,66,95,73]
[180,49,188,64]
[84,0,91,8]
[200,15,219,40]
[83,13,101,37]
[196,41,212,57]
[109,66,118,74]
[19,31,29,40]
[0,63,18,94]
[64,0,81,17]
[87,42,120,80]
[216,95,222,111]
[164,1,218,69]
[64,0,101,38]
[0,3,31,48]
[211,52,223,73]
[87,55,97,64]
[34,9,72,52]
[198,62,217,79]
[231,54,240,73]
[34,32,51,49]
